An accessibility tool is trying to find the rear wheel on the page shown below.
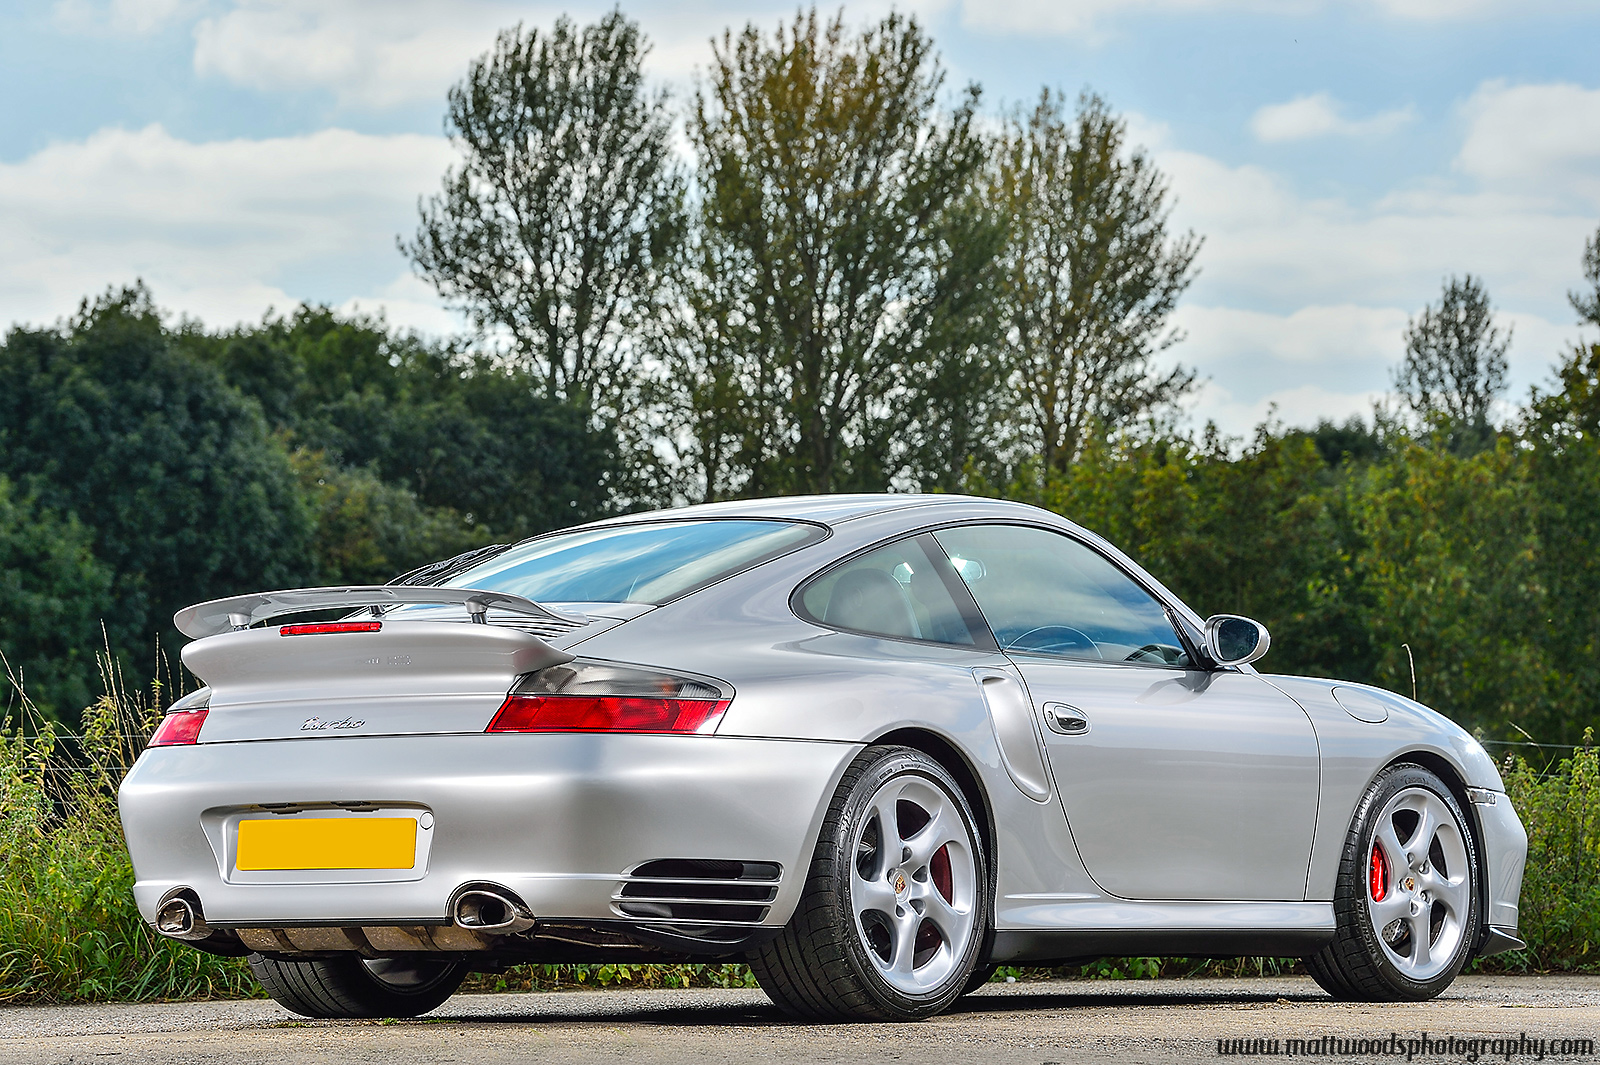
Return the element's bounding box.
[249,954,468,1018]
[1307,764,1480,1001]
[750,745,989,1021]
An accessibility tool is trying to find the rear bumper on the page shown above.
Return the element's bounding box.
[119,733,858,937]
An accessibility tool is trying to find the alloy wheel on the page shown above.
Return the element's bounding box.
[1364,785,1472,982]
[848,774,979,995]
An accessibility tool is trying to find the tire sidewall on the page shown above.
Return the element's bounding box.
[1349,765,1481,998]
[830,747,990,1019]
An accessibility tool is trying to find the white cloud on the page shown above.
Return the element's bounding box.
[1183,380,1390,439]
[191,1,537,109]
[1251,93,1415,143]
[954,0,1582,36]
[188,0,925,110]
[1155,141,1592,315]
[53,0,201,35]
[1456,80,1600,211]
[0,124,456,332]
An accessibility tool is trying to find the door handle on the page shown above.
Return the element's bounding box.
[1042,703,1089,736]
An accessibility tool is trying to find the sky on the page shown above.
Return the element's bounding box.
[2,0,1597,437]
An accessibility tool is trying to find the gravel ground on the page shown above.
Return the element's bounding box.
[3,975,1599,1064]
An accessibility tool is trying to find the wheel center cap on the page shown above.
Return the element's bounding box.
[1403,876,1416,892]
[891,869,908,896]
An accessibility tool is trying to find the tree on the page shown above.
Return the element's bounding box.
[665,8,1006,499]
[0,286,314,687]
[200,306,622,540]
[1572,224,1600,330]
[1393,274,1510,452]
[992,90,1201,476]
[404,11,684,417]
[0,478,113,721]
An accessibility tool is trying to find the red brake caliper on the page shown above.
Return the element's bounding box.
[932,844,953,903]
[1369,842,1389,901]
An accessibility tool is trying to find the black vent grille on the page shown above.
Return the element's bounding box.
[614,859,781,925]
[491,616,591,640]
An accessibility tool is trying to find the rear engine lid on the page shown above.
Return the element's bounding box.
[181,620,572,743]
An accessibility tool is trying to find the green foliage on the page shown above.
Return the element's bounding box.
[666,7,1006,498]
[1349,438,1548,736]
[991,90,1200,474]
[289,449,491,588]
[0,479,112,719]
[0,287,315,699]
[461,962,757,994]
[0,678,256,1002]
[1393,274,1510,455]
[1493,736,1600,971]
[202,306,622,540]
[404,10,684,416]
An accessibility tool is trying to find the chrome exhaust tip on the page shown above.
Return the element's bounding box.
[155,894,213,941]
[452,887,535,935]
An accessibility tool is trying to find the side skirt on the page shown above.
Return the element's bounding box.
[991,900,1335,963]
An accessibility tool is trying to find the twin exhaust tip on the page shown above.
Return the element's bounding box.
[452,887,536,935]
[157,886,535,941]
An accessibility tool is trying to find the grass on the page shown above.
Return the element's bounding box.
[1,663,1595,1003]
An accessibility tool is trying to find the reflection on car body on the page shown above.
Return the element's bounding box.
[121,494,1527,1021]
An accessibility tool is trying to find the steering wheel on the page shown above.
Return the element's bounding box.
[1007,625,1102,658]
[1126,643,1186,666]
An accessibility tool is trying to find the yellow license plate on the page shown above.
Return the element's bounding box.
[236,817,417,871]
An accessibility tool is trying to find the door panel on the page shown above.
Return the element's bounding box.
[926,522,1320,903]
[1014,657,1319,901]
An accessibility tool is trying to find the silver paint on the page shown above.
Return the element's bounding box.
[120,493,1525,969]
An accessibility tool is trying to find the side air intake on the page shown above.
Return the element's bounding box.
[615,859,782,925]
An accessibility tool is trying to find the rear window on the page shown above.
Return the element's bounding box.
[438,519,825,605]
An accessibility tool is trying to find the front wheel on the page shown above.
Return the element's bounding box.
[750,745,990,1021]
[250,954,468,1018]
[1307,764,1480,1001]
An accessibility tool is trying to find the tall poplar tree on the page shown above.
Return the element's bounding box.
[663,9,1005,499]
[404,11,684,419]
[992,90,1201,476]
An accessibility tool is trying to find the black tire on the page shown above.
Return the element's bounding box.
[249,954,468,1018]
[750,745,990,1022]
[960,964,999,997]
[1307,764,1481,1002]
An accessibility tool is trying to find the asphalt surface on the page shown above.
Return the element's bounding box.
[3,975,1598,1064]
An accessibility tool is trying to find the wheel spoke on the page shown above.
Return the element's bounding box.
[1407,913,1433,970]
[1368,891,1410,927]
[1428,871,1469,917]
[917,878,966,931]
[1407,801,1440,861]
[872,793,906,854]
[1375,820,1408,873]
[853,869,898,917]
[890,910,921,975]
[907,804,964,868]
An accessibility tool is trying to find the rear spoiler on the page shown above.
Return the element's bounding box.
[173,585,586,639]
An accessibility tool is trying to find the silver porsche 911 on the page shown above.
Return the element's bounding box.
[120,494,1526,1021]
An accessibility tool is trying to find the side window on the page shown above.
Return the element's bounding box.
[797,535,980,646]
[932,525,1190,667]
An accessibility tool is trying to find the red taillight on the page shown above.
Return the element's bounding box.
[279,622,383,636]
[1369,842,1388,901]
[486,695,730,735]
[149,707,209,746]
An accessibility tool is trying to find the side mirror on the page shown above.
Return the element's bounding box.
[1203,615,1271,667]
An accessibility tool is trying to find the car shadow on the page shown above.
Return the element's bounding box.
[438,985,1324,1028]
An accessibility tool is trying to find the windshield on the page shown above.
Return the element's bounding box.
[438,519,825,605]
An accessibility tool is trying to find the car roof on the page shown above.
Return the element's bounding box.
[593,493,1018,528]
